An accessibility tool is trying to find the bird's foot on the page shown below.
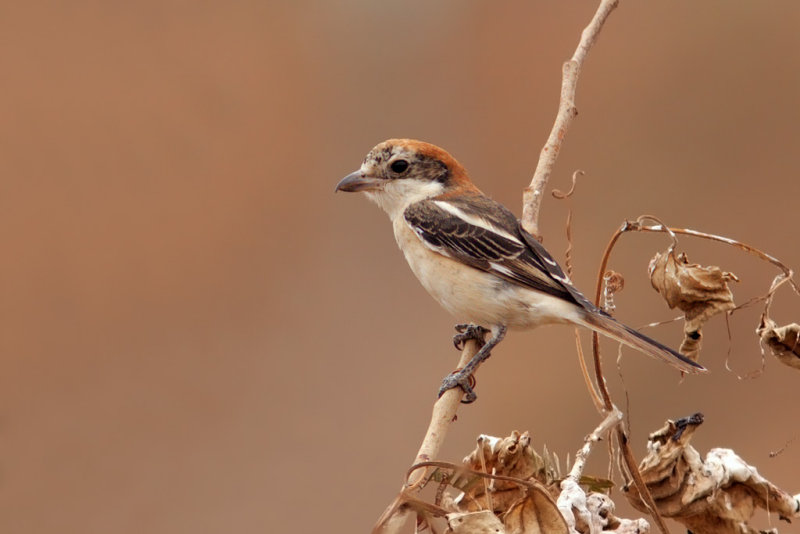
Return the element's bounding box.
[440,324,506,404]
[452,323,488,350]
[438,368,478,404]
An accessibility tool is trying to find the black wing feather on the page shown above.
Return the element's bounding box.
[516,222,602,314]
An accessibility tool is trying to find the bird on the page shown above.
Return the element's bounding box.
[335,139,706,402]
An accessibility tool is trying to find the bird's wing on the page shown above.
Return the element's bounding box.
[403,197,705,373]
[403,197,578,304]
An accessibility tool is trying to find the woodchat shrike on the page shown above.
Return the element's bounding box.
[336,139,705,402]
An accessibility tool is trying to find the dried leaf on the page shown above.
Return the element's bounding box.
[446,510,506,534]
[504,489,569,534]
[627,415,800,534]
[460,432,554,513]
[757,319,800,370]
[463,432,545,481]
[649,249,737,361]
[441,433,648,534]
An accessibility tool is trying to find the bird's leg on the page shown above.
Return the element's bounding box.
[452,323,489,350]
[438,325,507,404]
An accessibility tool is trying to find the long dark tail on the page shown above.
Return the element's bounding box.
[574,310,706,374]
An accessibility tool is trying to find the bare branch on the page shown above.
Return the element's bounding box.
[373,339,484,534]
[521,0,619,238]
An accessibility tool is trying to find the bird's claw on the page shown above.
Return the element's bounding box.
[438,369,478,404]
[452,324,488,350]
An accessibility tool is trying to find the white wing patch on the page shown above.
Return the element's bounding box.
[432,200,524,245]
[489,262,515,277]
[551,272,572,284]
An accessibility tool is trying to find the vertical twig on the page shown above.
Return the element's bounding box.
[521,0,619,238]
[376,1,623,531]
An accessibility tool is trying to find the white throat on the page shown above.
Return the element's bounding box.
[365,178,446,221]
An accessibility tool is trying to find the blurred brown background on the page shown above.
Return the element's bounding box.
[2,1,799,532]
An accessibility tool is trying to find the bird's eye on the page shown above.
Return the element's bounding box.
[390,159,409,173]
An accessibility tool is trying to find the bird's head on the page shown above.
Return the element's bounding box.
[335,139,479,219]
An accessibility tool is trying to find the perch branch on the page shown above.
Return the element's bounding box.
[373,339,483,534]
[521,0,619,238]
[407,340,484,488]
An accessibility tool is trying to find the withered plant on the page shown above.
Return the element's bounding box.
[372,2,800,533]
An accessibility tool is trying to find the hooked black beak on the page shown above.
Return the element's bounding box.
[334,171,383,193]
